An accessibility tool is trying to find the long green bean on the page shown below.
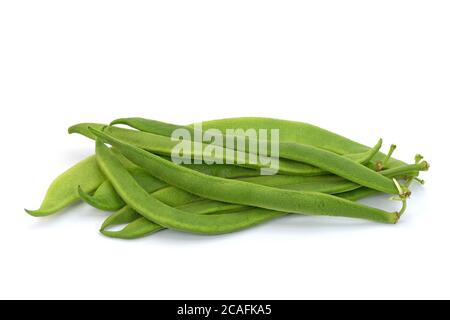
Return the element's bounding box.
[112,117,406,169]
[100,160,427,239]
[92,129,400,228]
[26,156,105,217]
[71,122,382,176]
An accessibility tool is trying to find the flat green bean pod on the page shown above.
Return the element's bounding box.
[79,180,125,211]
[101,206,142,229]
[95,140,290,234]
[99,175,355,234]
[101,160,425,227]
[100,185,207,237]
[78,167,166,211]
[80,162,261,212]
[101,159,428,239]
[25,145,141,217]
[26,156,105,217]
[151,162,428,222]
[198,117,407,169]
[92,128,400,226]
[112,118,381,165]
[24,117,428,241]
[110,119,396,193]
[72,122,381,176]
[112,117,404,168]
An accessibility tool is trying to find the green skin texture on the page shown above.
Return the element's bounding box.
[198,117,406,168]
[83,173,369,213]
[69,122,384,212]
[112,117,405,169]
[78,160,264,212]
[99,176,361,234]
[92,129,399,230]
[27,122,260,215]
[26,118,410,219]
[101,162,426,239]
[25,148,139,217]
[95,140,290,235]
[155,163,424,216]
[109,119,398,194]
[26,156,105,217]
[70,123,381,176]
[78,167,167,211]
[74,123,393,193]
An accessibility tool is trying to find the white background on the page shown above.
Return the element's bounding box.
[1,1,449,300]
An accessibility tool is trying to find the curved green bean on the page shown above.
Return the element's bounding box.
[112,117,404,168]
[101,159,427,239]
[79,167,166,211]
[72,122,382,176]
[92,129,400,226]
[92,127,401,200]
[25,117,427,241]
[109,118,398,194]
[95,140,291,234]
[79,180,125,211]
[154,161,428,221]
[99,175,355,234]
[112,118,381,164]
[198,117,407,169]
[80,161,260,212]
[26,156,105,217]
[25,146,143,217]
[101,159,426,228]
[68,123,107,139]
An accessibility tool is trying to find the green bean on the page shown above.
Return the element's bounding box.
[108,120,395,191]
[122,124,385,183]
[100,185,204,238]
[79,180,124,211]
[99,175,351,234]
[26,156,105,217]
[80,161,261,213]
[101,206,142,230]
[99,179,346,236]
[340,161,429,201]
[112,117,404,168]
[78,167,166,211]
[137,161,425,220]
[111,118,184,136]
[72,122,381,176]
[101,159,425,224]
[112,118,380,165]
[100,160,427,239]
[109,119,398,194]
[102,208,289,240]
[25,117,427,241]
[92,129,400,226]
[73,124,291,174]
[25,145,144,217]
[100,190,383,240]
[337,188,380,201]
[174,161,429,214]
[92,175,351,215]
[99,175,348,233]
[92,126,401,200]
[180,162,259,178]
[102,216,164,239]
[68,123,107,139]
[198,117,407,169]
[95,140,291,234]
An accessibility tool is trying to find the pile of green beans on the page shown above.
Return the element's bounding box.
[26,117,429,239]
